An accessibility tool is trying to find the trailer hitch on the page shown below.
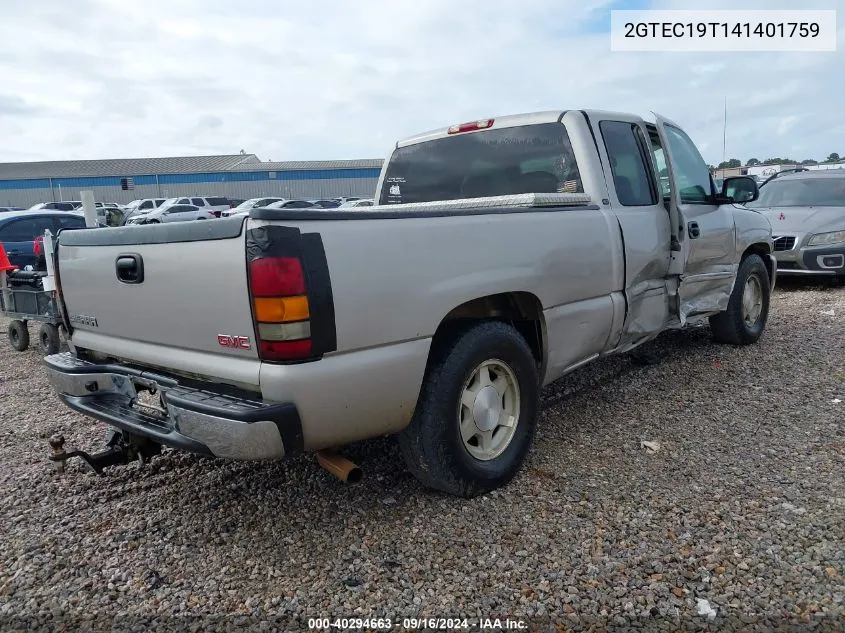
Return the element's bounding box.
[49,430,161,474]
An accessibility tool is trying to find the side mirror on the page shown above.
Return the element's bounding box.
[721,176,758,204]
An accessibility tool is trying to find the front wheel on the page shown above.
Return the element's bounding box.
[398,321,539,497]
[709,254,771,345]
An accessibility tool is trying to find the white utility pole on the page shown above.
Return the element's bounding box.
[80,190,99,228]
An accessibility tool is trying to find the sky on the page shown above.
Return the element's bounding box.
[0,0,841,166]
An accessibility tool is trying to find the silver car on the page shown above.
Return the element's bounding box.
[747,170,845,281]
[126,204,216,225]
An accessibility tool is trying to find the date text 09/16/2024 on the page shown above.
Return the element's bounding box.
[307,617,528,630]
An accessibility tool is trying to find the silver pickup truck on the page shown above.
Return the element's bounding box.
[44,110,776,497]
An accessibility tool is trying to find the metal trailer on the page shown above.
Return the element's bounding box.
[0,231,63,354]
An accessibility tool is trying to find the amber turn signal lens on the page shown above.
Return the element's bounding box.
[253,295,310,323]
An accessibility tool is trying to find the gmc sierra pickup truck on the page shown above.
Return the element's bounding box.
[44,109,775,497]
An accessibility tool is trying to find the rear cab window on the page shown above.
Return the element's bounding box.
[379,122,584,205]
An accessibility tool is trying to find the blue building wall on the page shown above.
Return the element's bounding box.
[0,168,383,207]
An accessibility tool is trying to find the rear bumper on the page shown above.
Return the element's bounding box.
[43,352,303,460]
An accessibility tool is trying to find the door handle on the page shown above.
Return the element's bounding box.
[115,253,144,284]
[688,221,700,239]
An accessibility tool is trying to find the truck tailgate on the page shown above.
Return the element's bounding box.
[56,219,260,385]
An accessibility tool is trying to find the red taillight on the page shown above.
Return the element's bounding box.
[259,339,312,359]
[250,257,305,296]
[447,118,494,134]
[249,256,312,361]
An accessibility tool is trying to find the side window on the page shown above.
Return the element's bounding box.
[663,125,713,203]
[191,198,205,206]
[155,200,166,207]
[0,217,54,241]
[56,216,86,230]
[139,201,153,210]
[599,121,657,206]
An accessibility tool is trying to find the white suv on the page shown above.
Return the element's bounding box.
[160,196,230,217]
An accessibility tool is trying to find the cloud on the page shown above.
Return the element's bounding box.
[0,0,841,165]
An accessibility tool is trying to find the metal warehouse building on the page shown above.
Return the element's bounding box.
[0,153,384,208]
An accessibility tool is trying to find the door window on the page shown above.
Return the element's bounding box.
[663,126,714,204]
[191,198,205,206]
[599,121,657,206]
[55,216,87,230]
[0,217,55,241]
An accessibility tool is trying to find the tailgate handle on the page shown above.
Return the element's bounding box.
[116,253,144,284]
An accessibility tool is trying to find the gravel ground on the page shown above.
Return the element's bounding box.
[0,280,843,632]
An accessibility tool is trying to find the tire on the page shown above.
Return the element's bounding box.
[8,320,29,351]
[38,323,61,355]
[146,219,160,224]
[398,321,540,497]
[709,254,770,345]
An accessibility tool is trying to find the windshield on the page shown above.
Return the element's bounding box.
[749,177,845,208]
[379,122,584,205]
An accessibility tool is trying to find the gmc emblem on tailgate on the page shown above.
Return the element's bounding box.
[217,334,251,350]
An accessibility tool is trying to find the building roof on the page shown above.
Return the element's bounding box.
[229,159,384,171]
[0,154,262,180]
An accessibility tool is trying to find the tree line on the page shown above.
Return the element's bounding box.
[716,153,841,170]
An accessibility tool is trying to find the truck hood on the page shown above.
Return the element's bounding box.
[754,206,845,234]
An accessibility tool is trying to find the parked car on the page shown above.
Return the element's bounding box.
[159,196,231,217]
[221,198,286,217]
[263,199,315,209]
[746,170,845,282]
[44,109,774,497]
[121,199,168,225]
[0,207,24,213]
[310,199,342,208]
[0,211,89,268]
[26,201,80,212]
[123,198,167,213]
[338,199,374,208]
[126,204,216,224]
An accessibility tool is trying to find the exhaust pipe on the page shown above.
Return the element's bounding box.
[316,449,362,483]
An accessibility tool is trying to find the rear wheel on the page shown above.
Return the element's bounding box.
[710,254,770,345]
[39,323,61,355]
[398,321,539,497]
[8,320,29,351]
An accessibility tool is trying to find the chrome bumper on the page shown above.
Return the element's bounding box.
[44,352,303,461]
